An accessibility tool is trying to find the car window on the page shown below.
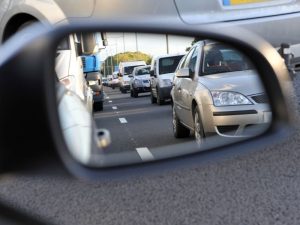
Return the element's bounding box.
[182,48,195,68]
[159,55,184,75]
[188,45,199,74]
[202,44,254,75]
[57,37,70,50]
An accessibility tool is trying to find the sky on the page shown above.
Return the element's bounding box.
[99,32,194,61]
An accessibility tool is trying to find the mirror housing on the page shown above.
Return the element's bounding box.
[150,70,156,77]
[0,22,294,181]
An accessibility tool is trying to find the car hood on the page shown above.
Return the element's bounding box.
[199,70,265,96]
[159,73,175,80]
[135,75,150,80]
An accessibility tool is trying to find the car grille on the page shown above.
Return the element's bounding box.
[251,94,269,104]
[143,80,149,83]
[217,125,239,135]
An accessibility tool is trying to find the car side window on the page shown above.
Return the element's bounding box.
[182,47,195,69]
[188,45,200,74]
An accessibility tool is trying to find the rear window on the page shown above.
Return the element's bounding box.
[124,65,144,75]
[158,55,184,75]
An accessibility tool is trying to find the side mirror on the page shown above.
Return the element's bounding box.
[150,70,156,77]
[175,68,191,78]
[0,22,293,182]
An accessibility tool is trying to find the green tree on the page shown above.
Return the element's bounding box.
[102,51,152,76]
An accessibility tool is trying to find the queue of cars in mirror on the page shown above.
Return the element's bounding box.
[54,32,272,167]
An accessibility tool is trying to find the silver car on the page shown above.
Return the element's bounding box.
[171,40,272,143]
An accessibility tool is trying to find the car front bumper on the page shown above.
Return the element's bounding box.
[158,86,172,99]
[202,103,272,138]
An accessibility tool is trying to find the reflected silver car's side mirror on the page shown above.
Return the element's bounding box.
[0,22,295,181]
[150,70,155,77]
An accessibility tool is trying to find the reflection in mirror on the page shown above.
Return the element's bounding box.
[55,32,272,168]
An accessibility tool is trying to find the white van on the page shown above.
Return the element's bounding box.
[55,34,93,112]
[118,61,146,93]
[149,53,185,105]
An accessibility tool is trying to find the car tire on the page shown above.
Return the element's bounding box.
[94,101,103,111]
[150,89,157,104]
[133,89,138,98]
[120,87,126,93]
[156,88,164,105]
[173,105,190,138]
[194,107,205,145]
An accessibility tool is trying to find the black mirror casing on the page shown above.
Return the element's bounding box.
[0,21,295,181]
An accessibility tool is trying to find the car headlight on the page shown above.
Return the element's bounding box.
[211,91,252,106]
[160,79,172,87]
[134,79,143,86]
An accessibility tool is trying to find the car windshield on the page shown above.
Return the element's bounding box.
[202,44,254,75]
[136,67,150,76]
[124,65,143,75]
[159,55,184,74]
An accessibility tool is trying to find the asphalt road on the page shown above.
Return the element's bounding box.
[1,81,300,225]
[94,87,193,163]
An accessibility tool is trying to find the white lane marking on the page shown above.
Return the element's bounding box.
[119,118,127,123]
[112,106,118,110]
[106,96,110,99]
[109,100,112,103]
[136,147,154,161]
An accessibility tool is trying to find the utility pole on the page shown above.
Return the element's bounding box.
[123,32,126,53]
[135,32,138,52]
[166,34,169,54]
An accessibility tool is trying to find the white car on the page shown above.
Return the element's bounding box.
[150,53,185,105]
[130,65,151,98]
[118,61,146,93]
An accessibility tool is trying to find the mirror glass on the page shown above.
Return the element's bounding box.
[55,32,272,168]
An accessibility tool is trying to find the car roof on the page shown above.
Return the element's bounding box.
[153,53,186,60]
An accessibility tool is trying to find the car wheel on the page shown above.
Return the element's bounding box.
[94,101,103,111]
[151,90,157,104]
[173,105,190,138]
[133,89,138,98]
[194,107,205,145]
[156,88,164,105]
